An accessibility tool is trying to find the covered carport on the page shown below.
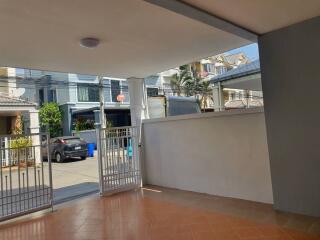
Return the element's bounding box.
[0,0,319,220]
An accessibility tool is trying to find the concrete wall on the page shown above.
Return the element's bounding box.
[259,17,320,216]
[142,108,273,204]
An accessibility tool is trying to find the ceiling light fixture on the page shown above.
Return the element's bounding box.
[80,37,100,48]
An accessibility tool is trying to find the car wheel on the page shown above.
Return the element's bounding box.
[81,156,86,160]
[55,152,64,163]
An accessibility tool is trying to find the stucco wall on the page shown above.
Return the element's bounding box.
[259,17,320,216]
[142,108,273,204]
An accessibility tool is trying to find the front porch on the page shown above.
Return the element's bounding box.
[1,186,319,240]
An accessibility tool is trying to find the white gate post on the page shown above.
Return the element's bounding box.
[94,110,104,194]
[127,78,149,141]
[4,137,9,166]
[29,110,41,164]
[127,78,148,187]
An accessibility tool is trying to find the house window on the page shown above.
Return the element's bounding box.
[39,89,44,106]
[77,84,99,102]
[147,88,159,97]
[48,89,57,102]
[111,80,120,102]
[203,64,214,73]
[217,66,226,75]
[121,81,129,103]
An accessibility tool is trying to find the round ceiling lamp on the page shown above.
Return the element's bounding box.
[80,37,100,48]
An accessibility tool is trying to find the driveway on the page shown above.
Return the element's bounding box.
[51,152,99,203]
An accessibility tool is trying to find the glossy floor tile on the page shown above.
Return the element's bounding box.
[0,185,319,240]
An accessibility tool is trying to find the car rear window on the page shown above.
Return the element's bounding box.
[64,138,82,144]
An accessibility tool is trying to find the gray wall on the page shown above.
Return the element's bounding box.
[142,109,273,204]
[259,17,320,216]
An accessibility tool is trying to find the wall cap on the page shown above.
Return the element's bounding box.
[142,107,264,124]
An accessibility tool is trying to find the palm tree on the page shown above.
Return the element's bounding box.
[170,69,192,96]
[199,80,213,111]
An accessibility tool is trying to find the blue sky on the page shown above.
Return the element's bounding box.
[226,43,259,61]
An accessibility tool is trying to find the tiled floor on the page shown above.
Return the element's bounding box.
[0,185,320,240]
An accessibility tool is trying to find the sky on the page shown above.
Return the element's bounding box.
[226,43,259,61]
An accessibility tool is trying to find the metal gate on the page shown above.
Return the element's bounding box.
[0,133,53,221]
[96,126,141,195]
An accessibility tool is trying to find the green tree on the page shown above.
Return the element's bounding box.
[39,103,63,137]
[199,80,213,111]
[170,67,192,96]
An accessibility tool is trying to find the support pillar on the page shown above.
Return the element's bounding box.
[127,77,149,142]
[212,82,224,111]
[29,110,41,164]
[259,17,320,216]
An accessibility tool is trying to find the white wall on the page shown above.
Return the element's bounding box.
[142,108,273,204]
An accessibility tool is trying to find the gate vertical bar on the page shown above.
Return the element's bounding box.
[96,127,104,194]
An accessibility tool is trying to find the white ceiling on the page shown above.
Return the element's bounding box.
[182,0,320,34]
[0,0,318,78]
[0,0,250,78]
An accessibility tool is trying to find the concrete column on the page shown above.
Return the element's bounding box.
[212,82,224,111]
[29,110,41,164]
[94,110,101,125]
[259,17,320,216]
[127,77,149,142]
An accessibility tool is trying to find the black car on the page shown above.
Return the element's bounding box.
[43,136,88,163]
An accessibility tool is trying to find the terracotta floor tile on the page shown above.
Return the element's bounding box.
[234,227,264,239]
[0,186,320,240]
[193,231,216,240]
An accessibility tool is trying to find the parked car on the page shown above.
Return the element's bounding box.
[42,136,88,162]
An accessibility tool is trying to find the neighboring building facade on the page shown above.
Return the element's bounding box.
[210,59,263,111]
[193,52,250,80]
[0,68,39,135]
[1,67,167,135]
[144,52,251,111]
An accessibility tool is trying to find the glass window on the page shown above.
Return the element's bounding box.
[111,80,120,102]
[147,88,159,97]
[48,89,57,102]
[39,89,44,106]
[121,81,129,103]
[77,84,99,102]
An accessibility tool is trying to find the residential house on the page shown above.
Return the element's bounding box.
[193,52,250,80]
[210,59,262,111]
[0,68,40,167]
[3,68,167,135]
[0,68,39,135]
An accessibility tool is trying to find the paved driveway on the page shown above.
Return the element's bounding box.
[52,152,99,203]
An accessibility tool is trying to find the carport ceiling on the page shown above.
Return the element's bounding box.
[179,0,320,34]
[0,0,318,79]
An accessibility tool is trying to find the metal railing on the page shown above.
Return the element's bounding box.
[96,126,140,195]
[0,133,53,221]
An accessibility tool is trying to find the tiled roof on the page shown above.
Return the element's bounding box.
[211,59,260,83]
[0,94,36,106]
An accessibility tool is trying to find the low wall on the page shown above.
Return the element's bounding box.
[72,129,97,146]
[142,108,273,204]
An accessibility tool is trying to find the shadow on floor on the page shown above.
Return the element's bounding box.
[53,182,99,205]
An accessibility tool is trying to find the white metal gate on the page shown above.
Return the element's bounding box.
[0,133,53,221]
[96,126,141,195]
